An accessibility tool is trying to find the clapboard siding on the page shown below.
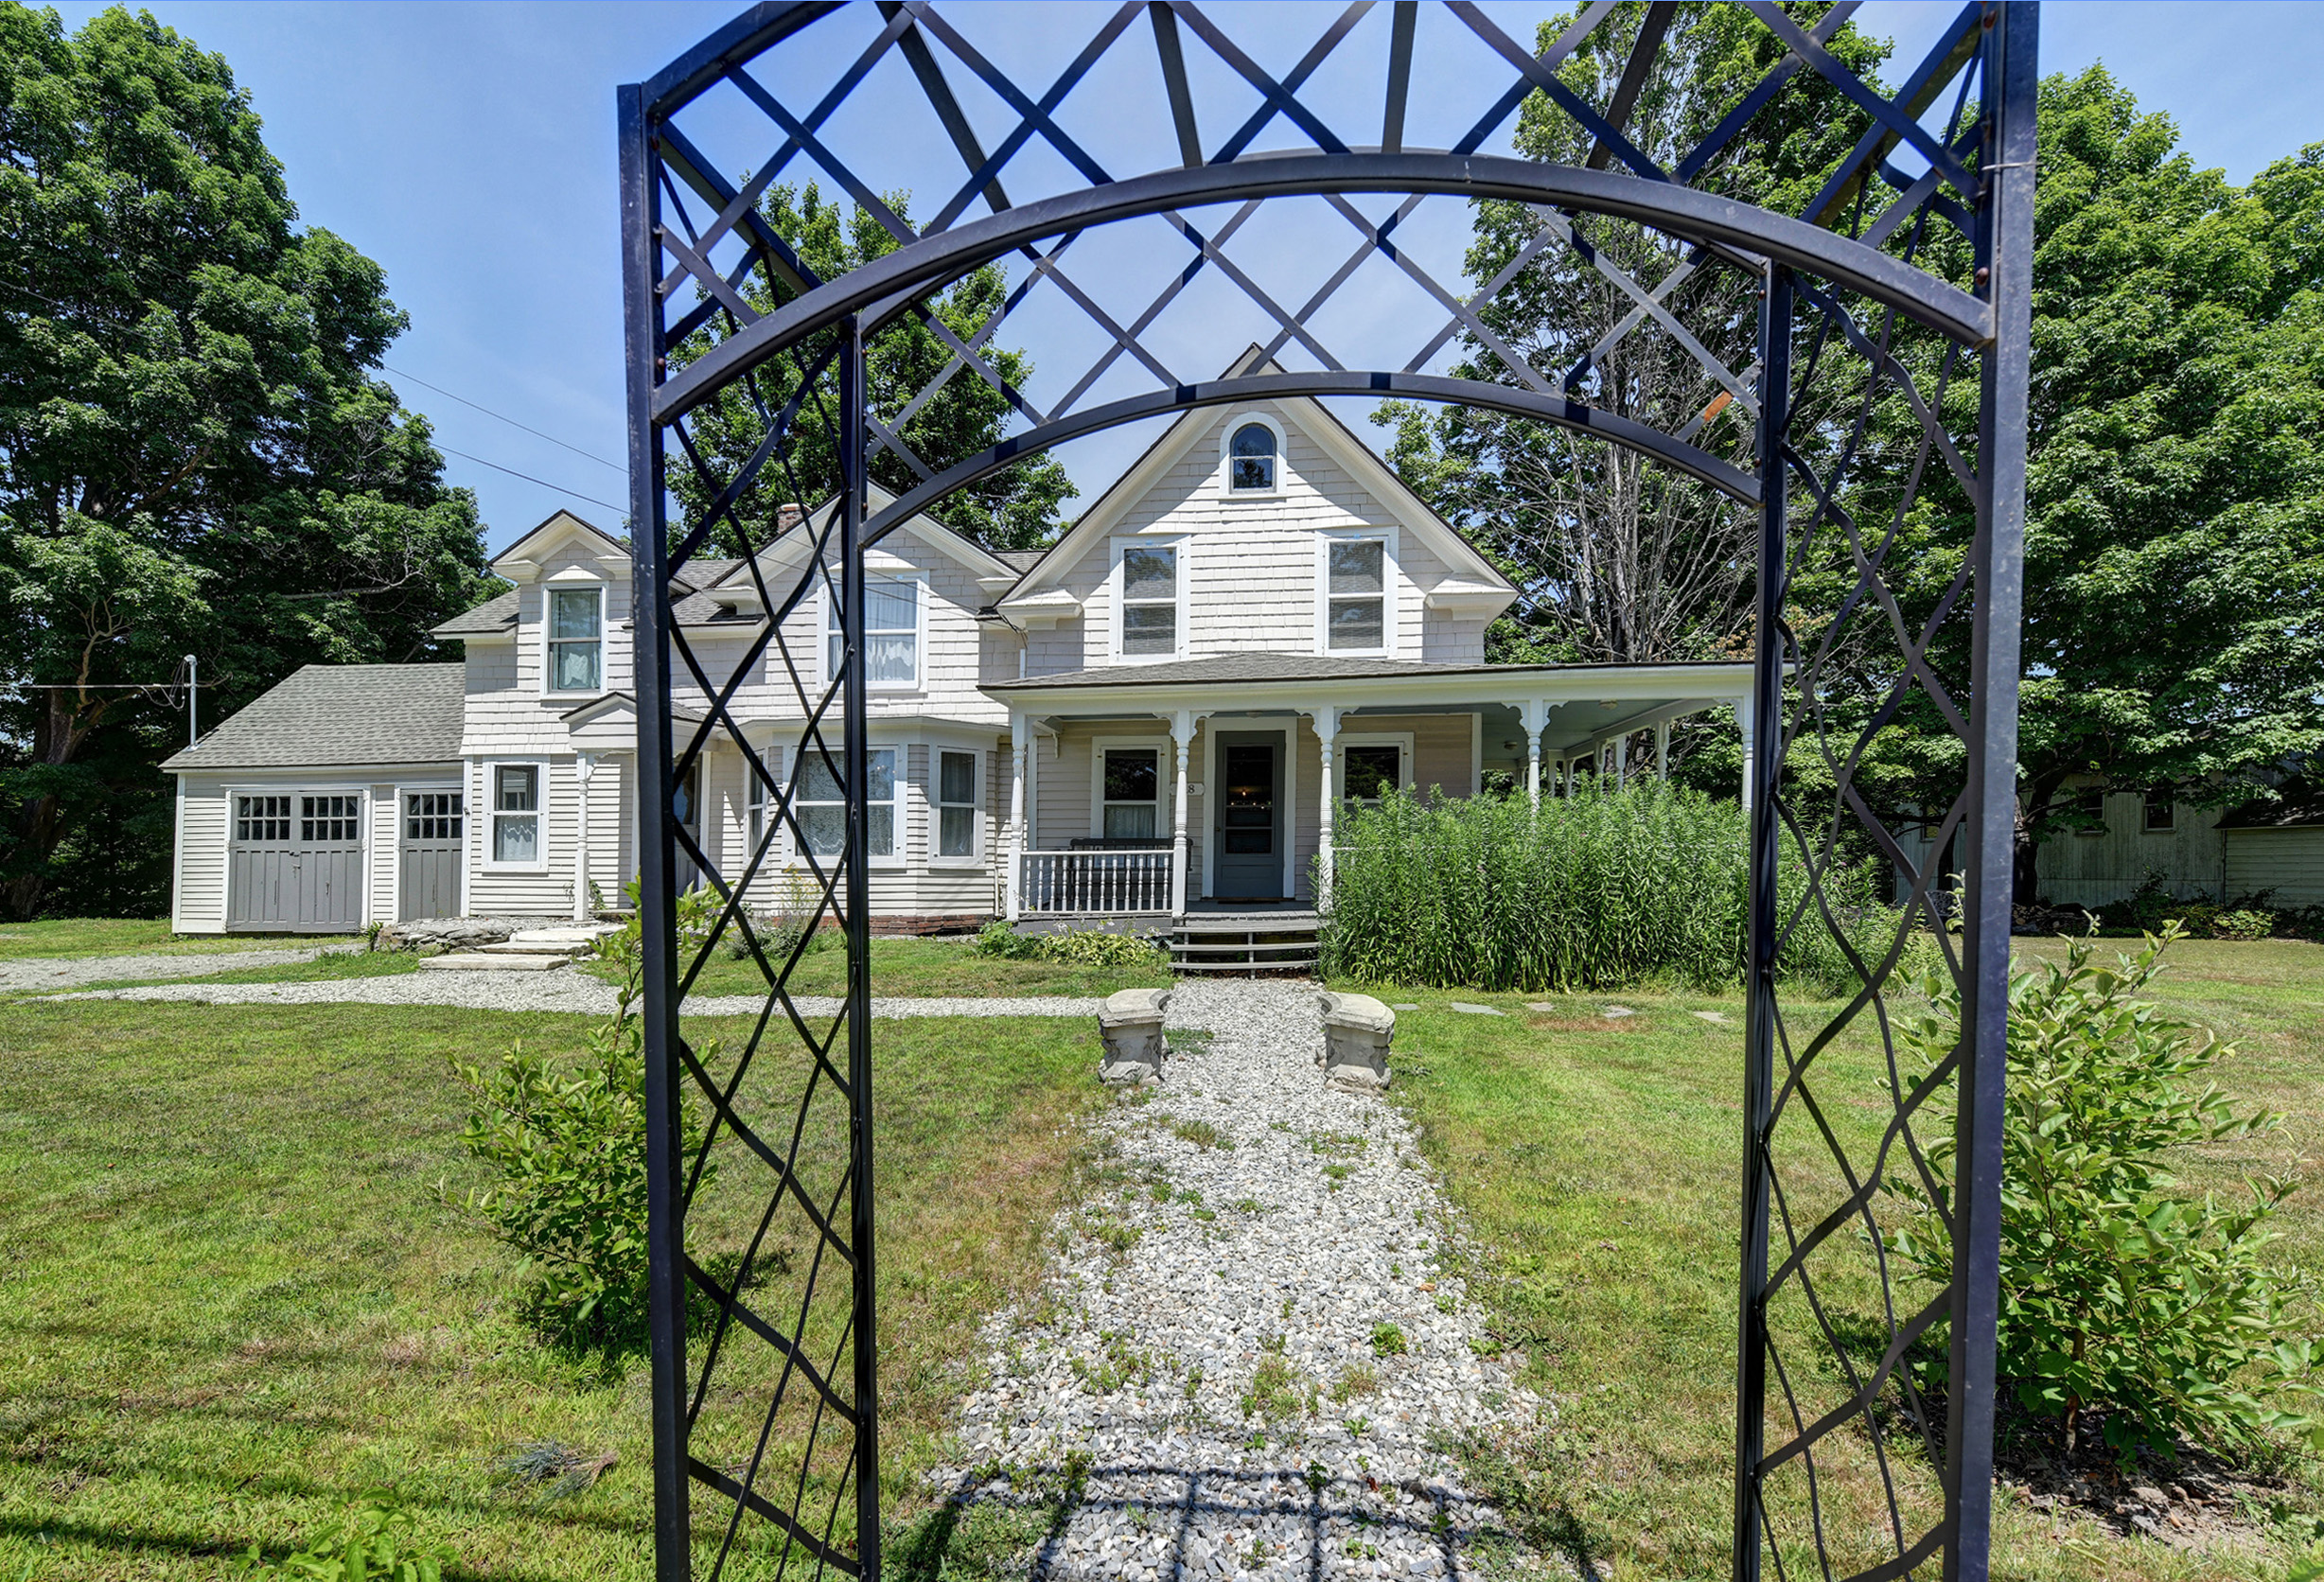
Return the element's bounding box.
[368,783,398,923]
[174,778,229,932]
[2225,829,2324,905]
[2036,793,2226,905]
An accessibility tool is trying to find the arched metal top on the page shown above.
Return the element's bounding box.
[860,366,1758,552]
[653,150,1991,425]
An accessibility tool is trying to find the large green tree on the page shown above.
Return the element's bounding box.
[670,183,1076,554]
[0,4,492,917]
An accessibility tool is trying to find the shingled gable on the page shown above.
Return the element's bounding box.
[994,345,1514,616]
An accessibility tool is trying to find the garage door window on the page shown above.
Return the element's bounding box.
[492,766,541,864]
[302,795,359,841]
[407,792,464,839]
[237,795,291,841]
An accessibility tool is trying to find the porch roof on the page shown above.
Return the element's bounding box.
[984,652,1754,710]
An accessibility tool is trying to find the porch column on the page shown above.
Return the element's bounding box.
[1520,698,1548,805]
[1310,705,1342,908]
[572,752,598,923]
[1735,696,1755,812]
[1170,710,1199,917]
[1615,731,1629,790]
[1005,712,1028,921]
[1657,721,1671,781]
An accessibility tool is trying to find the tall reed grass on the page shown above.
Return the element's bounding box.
[1320,782,1915,995]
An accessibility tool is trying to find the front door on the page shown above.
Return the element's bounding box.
[1212,732,1284,900]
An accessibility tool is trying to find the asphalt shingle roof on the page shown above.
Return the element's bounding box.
[432,588,519,638]
[162,664,466,772]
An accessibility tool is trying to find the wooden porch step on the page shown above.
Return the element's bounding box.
[1169,940,1318,955]
[1171,957,1318,973]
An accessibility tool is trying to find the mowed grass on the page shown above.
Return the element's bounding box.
[619,933,1172,1000]
[1351,937,2324,1581]
[0,997,1109,1579]
[0,919,291,960]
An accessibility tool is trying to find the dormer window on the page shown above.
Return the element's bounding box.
[547,586,604,693]
[1229,423,1276,491]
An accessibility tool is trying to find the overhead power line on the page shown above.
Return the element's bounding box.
[435,446,629,516]
[381,362,629,475]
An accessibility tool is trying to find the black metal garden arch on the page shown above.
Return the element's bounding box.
[618,4,2036,1577]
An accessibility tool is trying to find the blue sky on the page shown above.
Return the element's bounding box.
[43,1,2324,553]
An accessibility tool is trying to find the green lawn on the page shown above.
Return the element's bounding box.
[1352,938,2324,1581]
[0,918,299,960]
[0,997,1109,1579]
[625,933,1172,999]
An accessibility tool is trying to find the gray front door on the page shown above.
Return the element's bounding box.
[228,791,364,932]
[1212,733,1284,900]
[399,790,464,920]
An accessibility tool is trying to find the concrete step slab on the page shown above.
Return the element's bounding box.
[482,939,593,957]
[419,953,573,972]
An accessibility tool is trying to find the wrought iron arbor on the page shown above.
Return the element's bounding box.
[619,3,2036,1576]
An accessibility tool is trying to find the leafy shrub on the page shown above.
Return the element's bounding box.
[1322,782,1918,994]
[236,1492,452,1580]
[2216,908,2277,941]
[450,905,716,1344]
[1883,929,2323,1461]
[2091,872,2297,940]
[973,921,1164,968]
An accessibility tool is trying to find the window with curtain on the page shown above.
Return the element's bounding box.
[795,747,896,858]
[827,578,919,687]
[1102,747,1160,839]
[1229,422,1276,490]
[1325,539,1385,651]
[492,765,539,863]
[938,749,977,858]
[1119,546,1176,657]
[547,586,604,692]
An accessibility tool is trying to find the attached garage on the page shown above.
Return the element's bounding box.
[164,664,467,935]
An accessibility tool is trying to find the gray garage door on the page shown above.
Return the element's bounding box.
[228,792,364,932]
[399,790,464,920]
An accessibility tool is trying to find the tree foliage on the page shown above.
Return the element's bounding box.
[0,3,492,916]
[669,183,1075,554]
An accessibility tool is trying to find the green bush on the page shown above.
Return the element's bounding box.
[1883,929,2323,1461]
[450,901,716,1344]
[1321,782,1915,994]
[236,1492,452,1580]
[973,921,1164,968]
[2091,872,2297,940]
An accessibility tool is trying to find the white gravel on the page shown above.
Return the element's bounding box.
[930,977,1542,1580]
[43,971,1100,1020]
[0,946,326,993]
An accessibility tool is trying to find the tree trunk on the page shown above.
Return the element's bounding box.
[6,690,98,921]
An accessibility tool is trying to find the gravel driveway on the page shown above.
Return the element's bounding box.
[932,977,1538,1581]
[0,946,326,994]
[45,971,1101,1020]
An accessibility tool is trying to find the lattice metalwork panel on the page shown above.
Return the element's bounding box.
[619,5,2035,1577]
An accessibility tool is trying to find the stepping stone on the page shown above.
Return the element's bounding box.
[1390,1003,1418,1011]
[1693,1010,1731,1024]
[1601,1006,1636,1018]
[1524,1001,1558,1012]
[1448,1002,1504,1016]
[419,953,572,972]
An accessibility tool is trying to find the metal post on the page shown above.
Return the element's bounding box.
[838,315,882,1579]
[1734,261,1792,1582]
[1947,9,2037,1578]
[185,654,198,747]
[619,79,689,1582]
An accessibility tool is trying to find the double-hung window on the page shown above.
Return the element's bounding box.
[795,747,897,860]
[1101,747,1161,839]
[1342,745,1403,803]
[491,765,541,864]
[937,749,978,859]
[827,578,919,688]
[1118,545,1177,659]
[547,586,604,693]
[2143,791,2175,833]
[1324,538,1387,652]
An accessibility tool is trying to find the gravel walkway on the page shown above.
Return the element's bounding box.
[44,971,1100,1020]
[0,946,326,993]
[931,978,1541,1581]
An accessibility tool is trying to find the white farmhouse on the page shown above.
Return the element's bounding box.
[163,387,1758,936]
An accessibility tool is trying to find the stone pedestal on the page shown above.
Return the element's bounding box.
[1318,992,1394,1090]
[1099,988,1171,1084]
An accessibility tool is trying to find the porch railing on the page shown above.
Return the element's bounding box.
[1016,846,1173,914]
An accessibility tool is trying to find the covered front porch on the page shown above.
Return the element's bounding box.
[982,656,1757,922]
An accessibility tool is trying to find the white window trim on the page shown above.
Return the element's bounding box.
[538,580,607,699]
[782,740,907,870]
[1218,411,1288,500]
[1109,536,1187,664]
[1334,732,1415,801]
[1314,526,1398,658]
[930,746,985,868]
[483,759,552,872]
[823,571,928,694]
[1090,735,1170,844]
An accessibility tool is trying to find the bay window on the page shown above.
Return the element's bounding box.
[795,747,898,860]
[937,749,978,860]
